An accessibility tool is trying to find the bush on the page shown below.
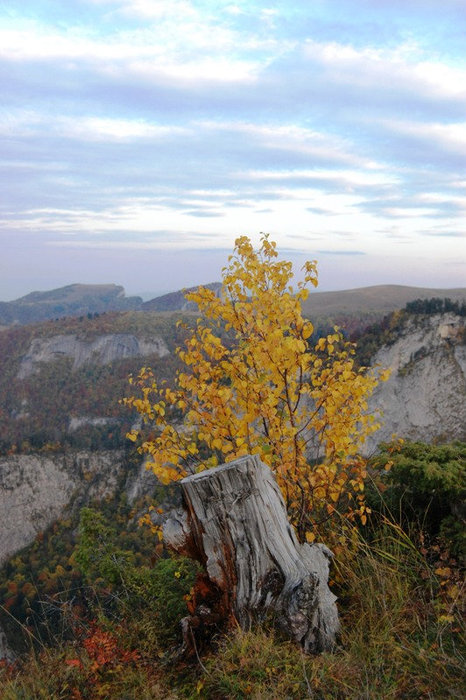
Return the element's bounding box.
[76,507,200,647]
[368,441,466,561]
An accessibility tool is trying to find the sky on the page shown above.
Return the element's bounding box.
[1,0,465,301]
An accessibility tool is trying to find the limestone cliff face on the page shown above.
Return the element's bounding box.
[0,450,159,569]
[366,313,466,452]
[17,333,169,379]
[0,449,160,658]
[1,451,125,567]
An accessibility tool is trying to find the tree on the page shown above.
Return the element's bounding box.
[125,235,387,541]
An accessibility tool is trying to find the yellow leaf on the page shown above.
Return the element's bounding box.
[438,614,454,624]
[124,234,383,542]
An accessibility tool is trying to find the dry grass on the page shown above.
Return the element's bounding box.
[1,521,464,699]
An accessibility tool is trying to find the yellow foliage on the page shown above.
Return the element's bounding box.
[124,234,387,540]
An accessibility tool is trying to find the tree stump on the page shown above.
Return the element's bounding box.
[163,454,339,654]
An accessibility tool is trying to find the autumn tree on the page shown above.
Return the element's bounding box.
[125,235,387,541]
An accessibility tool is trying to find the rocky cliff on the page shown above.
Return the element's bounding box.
[366,313,466,452]
[0,449,159,566]
[1,451,117,567]
[0,449,161,659]
[17,333,169,379]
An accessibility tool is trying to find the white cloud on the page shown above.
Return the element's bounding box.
[62,117,189,141]
[244,168,398,188]
[0,22,261,85]
[382,120,466,156]
[303,39,466,104]
[198,121,383,169]
[0,111,189,141]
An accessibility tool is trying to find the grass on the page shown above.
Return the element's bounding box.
[1,519,464,699]
[200,522,465,699]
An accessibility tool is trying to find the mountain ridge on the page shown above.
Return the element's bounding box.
[2,282,466,329]
[0,283,142,326]
[301,284,466,317]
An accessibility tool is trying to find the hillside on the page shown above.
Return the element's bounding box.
[0,284,143,326]
[303,284,466,317]
[300,284,466,336]
[1,289,466,454]
[143,282,466,322]
[142,282,466,337]
[0,310,193,453]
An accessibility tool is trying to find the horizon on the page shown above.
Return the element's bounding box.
[1,1,465,300]
[3,278,466,306]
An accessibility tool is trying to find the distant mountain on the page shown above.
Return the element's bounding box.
[301,284,466,318]
[0,284,143,326]
[3,281,465,331]
[144,282,466,324]
[142,282,222,312]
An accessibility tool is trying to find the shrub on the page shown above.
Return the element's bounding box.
[368,441,466,561]
[76,507,200,647]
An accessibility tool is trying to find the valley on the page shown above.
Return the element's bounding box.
[0,280,465,691]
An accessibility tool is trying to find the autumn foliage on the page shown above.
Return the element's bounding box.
[125,235,388,540]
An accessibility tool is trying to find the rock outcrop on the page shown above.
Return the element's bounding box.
[17,333,169,379]
[0,449,163,660]
[1,451,118,567]
[366,313,466,452]
[0,450,160,569]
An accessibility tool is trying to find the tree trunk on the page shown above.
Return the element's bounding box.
[163,454,339,654]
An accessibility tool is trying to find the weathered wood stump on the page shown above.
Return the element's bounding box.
[164,455,339,654]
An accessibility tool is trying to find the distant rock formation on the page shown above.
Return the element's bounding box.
[17,333,169,379]
[366,313,466,452]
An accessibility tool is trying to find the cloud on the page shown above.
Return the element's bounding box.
[302,39,466,104]
[317,250,366,255]
[183,210,224,218]
[0,111,190,142]
[1,0,466,298]
[0,2,267,85]
[381,119,466,158]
